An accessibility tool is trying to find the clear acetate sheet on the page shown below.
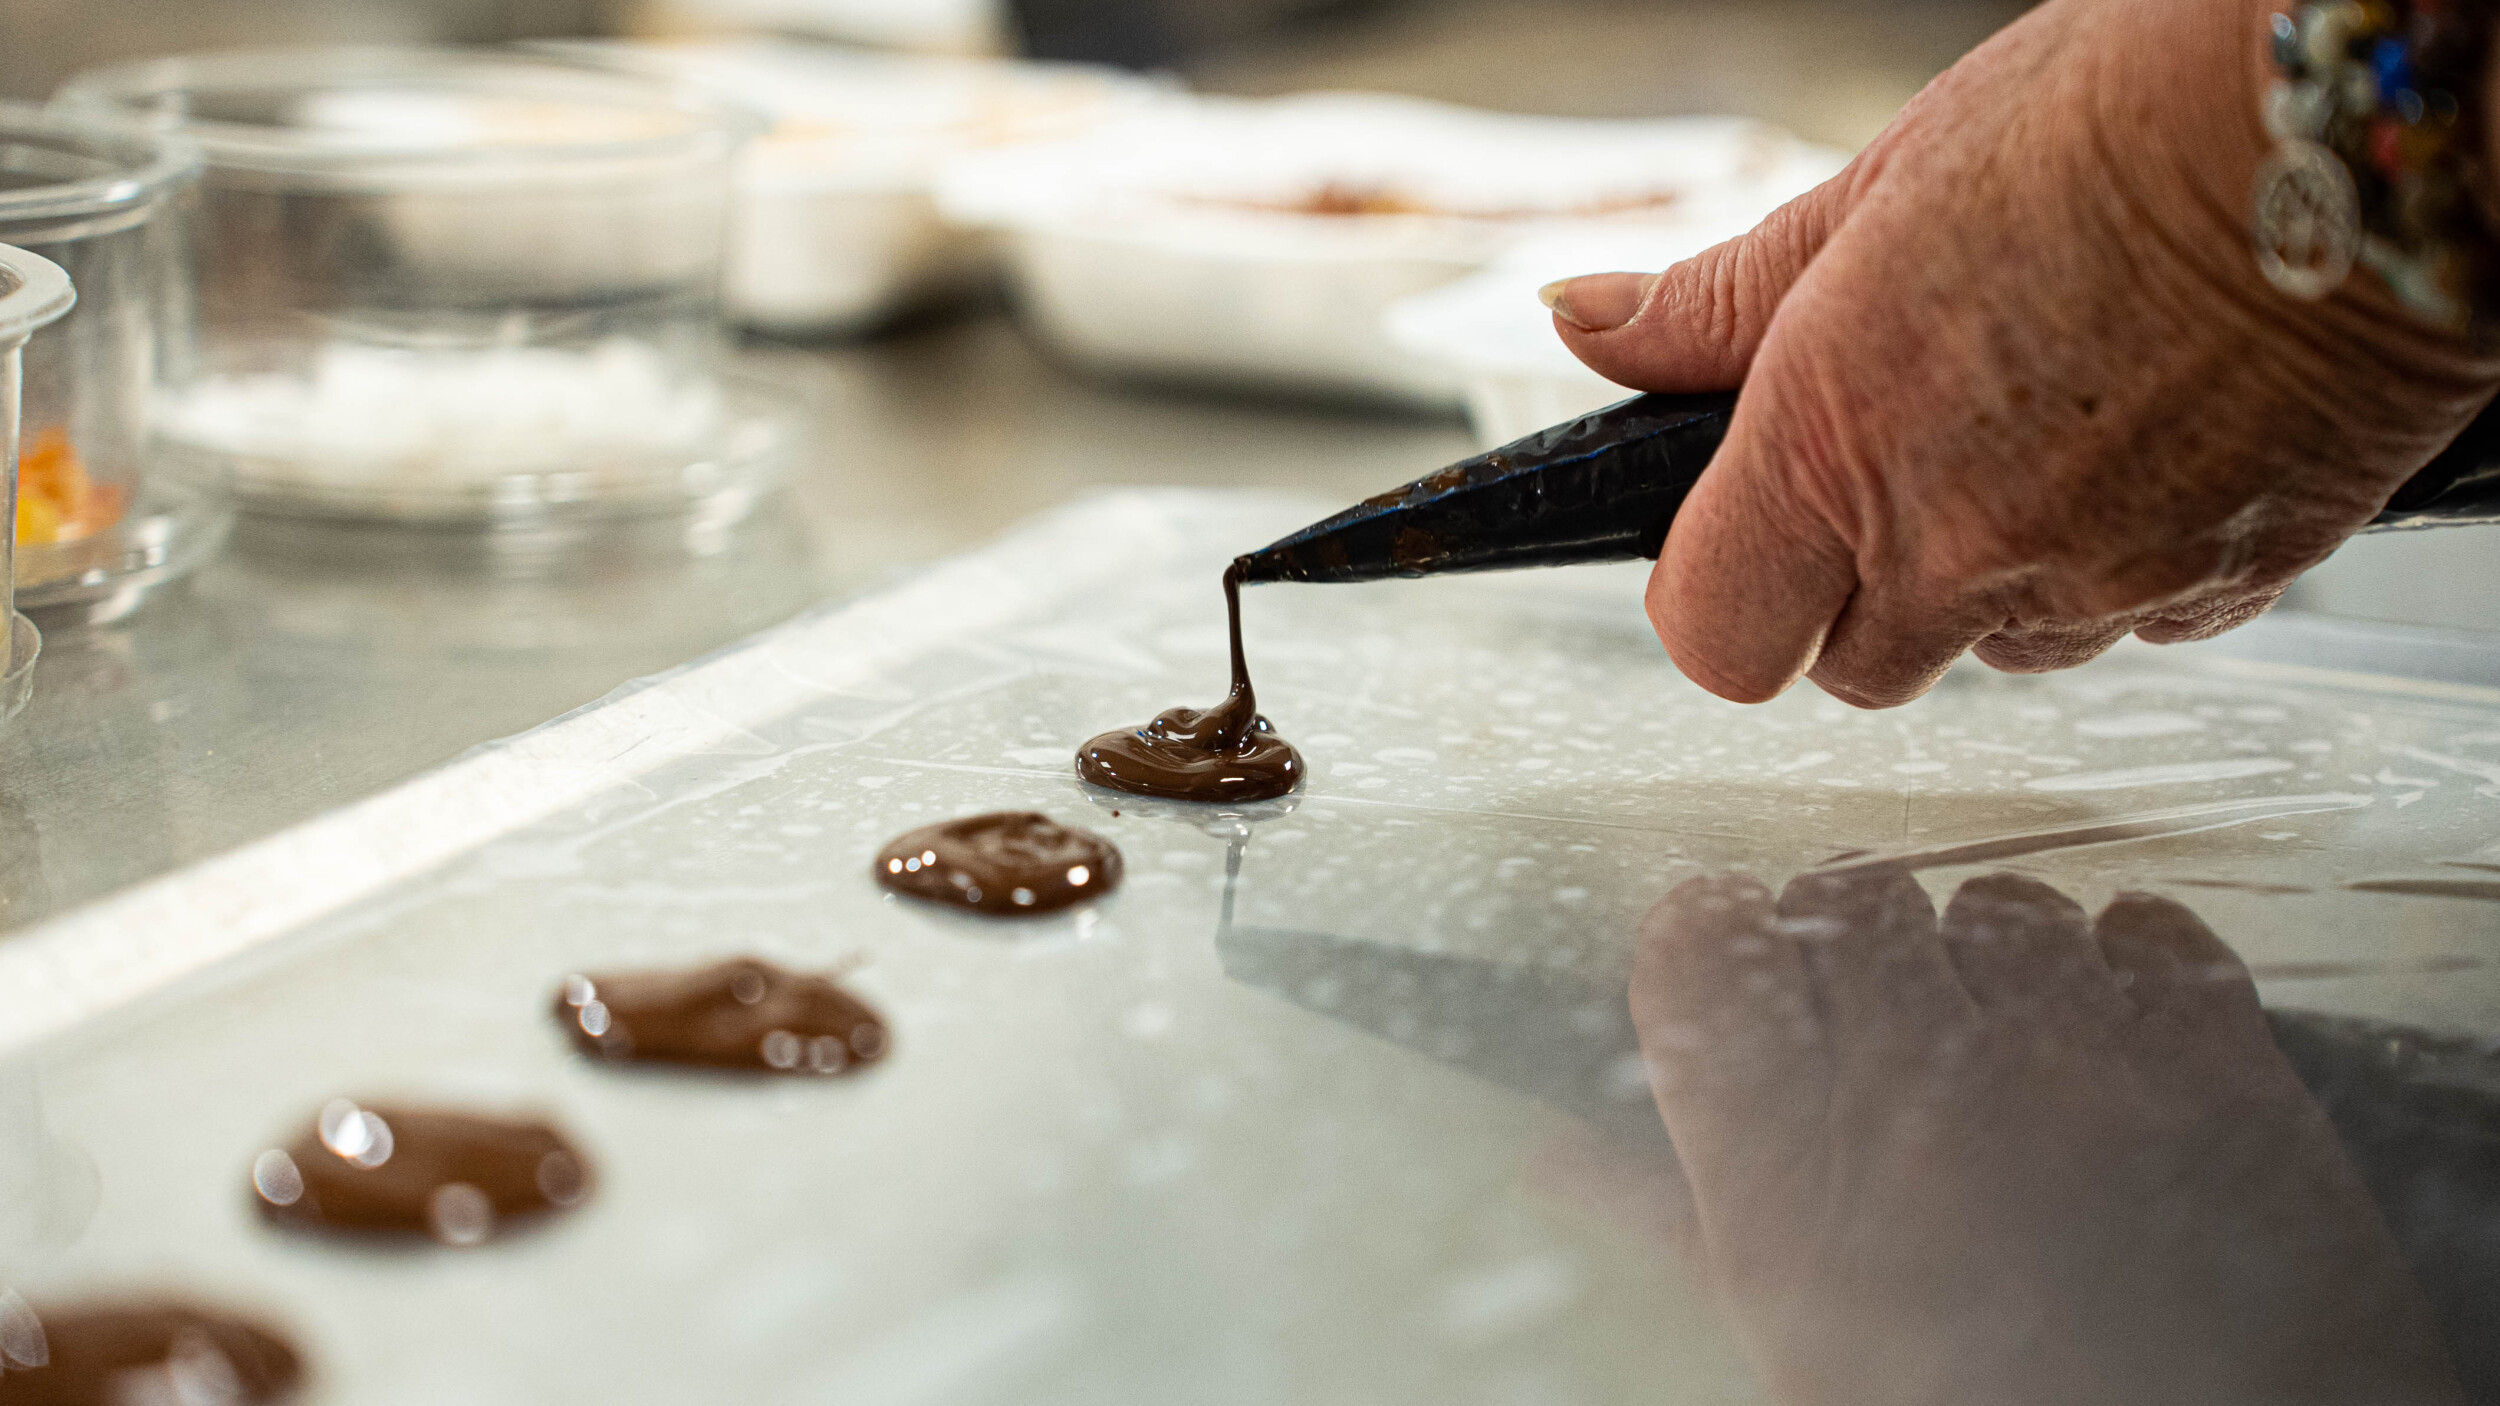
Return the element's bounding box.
[3,491,2496,1404]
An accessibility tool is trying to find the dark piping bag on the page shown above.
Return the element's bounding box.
[1236,389,2500,585]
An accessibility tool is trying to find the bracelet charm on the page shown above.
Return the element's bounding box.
[2254,138,2363,298]
[2258,1,2500,336]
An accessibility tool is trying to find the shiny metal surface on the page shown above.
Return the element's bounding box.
[0,314,1473,933]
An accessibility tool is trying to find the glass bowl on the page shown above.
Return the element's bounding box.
[55,49,778,528]
[0,243,76,717]
[0,103,218,625]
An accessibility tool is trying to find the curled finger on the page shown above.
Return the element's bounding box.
[2132,584,2289,645]
[1804,579,2001,708]
[1970,616,2134,674]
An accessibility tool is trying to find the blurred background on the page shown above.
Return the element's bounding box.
[1,0,2027,149]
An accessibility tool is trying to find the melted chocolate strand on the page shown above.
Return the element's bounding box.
[250,1103,592,1246]
[875,812,1122,915]
[556,958,889,1074]
[1075,560,1304,803]
[1209,560,1257,751]
[0,1299,303,1405]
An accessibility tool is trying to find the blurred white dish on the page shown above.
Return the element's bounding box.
[540,39,1167,335]
[937,93,1842,408]
[1384,165,1844,444]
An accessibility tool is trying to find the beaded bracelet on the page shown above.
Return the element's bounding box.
[2254,0,2500,339]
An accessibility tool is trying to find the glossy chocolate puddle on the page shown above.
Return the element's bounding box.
[557,958,889,1074]
[251,1101,591,1247]
[1077,561,1303,803]
[0,1297,303,1404]
[876,811,1122,915]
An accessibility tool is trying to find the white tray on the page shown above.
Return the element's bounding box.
[6,490,2498,1403]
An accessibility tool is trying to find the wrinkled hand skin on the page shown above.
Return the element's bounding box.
[1554,0,2500,707]
[1630,869,2465,1406]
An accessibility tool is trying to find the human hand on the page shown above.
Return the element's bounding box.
[1544,0,2500,707]
[1629,868,2463,1406]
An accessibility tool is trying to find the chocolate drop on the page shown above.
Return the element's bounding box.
[250,1103,591,1246]
[874,812,1122,915]
[0,1298,303,1404]
[554,958,889,1074]
[1076,560,1303,803]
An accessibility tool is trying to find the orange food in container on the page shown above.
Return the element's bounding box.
[0,242,74,719]
[0,103,212,624]
[16,426,127,546]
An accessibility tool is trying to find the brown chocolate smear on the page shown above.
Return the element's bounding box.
[875,811,1121,915]
[1076,560,1303,803]
[0,1297,303,1405]
[555,958,889,1074]
[1186,182,1680,220]
[250,1102,591,1246]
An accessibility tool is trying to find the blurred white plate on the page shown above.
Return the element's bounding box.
[539,39,1168,335]
[939,93,1839,408]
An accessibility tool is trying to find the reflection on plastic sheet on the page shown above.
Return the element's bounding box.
[0,1073,96,1262]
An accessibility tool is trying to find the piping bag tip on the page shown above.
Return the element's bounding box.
[1232,390,1742,588]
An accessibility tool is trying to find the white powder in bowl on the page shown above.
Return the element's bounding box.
[160,340,728,488]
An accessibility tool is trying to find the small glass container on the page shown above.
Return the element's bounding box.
[0,104,215,624]
[0,243,76,717]
[56,49,780,527]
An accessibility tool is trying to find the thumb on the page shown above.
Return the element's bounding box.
[1541,176,1854,393]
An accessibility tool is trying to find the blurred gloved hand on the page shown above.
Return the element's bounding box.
[1544,0,2500,707]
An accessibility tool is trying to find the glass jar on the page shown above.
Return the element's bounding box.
[0,105,211,624]
[0,244,76,717]
[55,49,781,527]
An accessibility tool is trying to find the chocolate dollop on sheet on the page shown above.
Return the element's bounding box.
[250,1102,590,1246]
[555,958,888,1074]
[1077,561,1303,804]
[874,812,1122,915]
[0,1297,303,1404]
